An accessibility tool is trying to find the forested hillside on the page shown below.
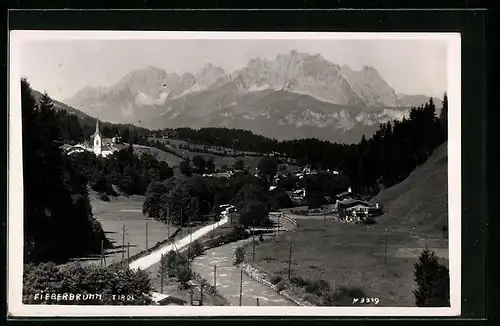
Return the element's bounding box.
[162,95,448,198]
[22,79,106,263]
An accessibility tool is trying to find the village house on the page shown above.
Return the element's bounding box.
[337,198,382,222]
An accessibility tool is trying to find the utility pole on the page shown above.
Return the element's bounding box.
[239,268,243,306]
[127,242,130,265]
[384,229,388,267]
[277,213,281,237]
[252,222,256,260]
[288,244,293,279]
[213,265,217,290]
[122,225,125,261]
[146,220,149,250]
[100,240,104,268]
[188,213,192,267]
[160,254,164,293]
[324,213,327,227]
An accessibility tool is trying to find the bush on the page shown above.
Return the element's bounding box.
[276,281,286,292]
[234,246,245,265]
[189,240,204,259]
[305,279,331,296]
[23,262,153,305]
[270,274,283,285]
[290,275,308,287]
[100,193,110,201]
[302,293,322,305]
[176,265,193,288]
[229,225,248,242]
[258,234,264,242]
[323,286,367,306]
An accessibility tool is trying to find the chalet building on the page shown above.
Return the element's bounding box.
[63,120,125,157]
[337,198,382,222]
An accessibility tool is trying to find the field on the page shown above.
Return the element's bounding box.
[82,192,203,266]
[132,144,184,167]
[150,138,264,171]
[251,217,448,307]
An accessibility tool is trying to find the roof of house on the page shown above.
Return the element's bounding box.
[337,198,371,208]
[151,292,187,305]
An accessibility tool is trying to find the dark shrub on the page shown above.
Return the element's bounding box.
[99,193,110,201]
[305,279,331,296]
[23,262,153,305]
[234,246,245,265]
[189,240,204,259]
[290,275,308,287]
[303,293,322,305]
[270,274,283,285]
[276,281,286,292]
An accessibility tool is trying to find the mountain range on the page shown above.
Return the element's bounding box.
[64,50,442,143]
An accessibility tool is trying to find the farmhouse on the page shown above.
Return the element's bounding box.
[337,198,382,222]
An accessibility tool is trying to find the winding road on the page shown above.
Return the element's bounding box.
[129,215,228,271]
[128,211,299,306]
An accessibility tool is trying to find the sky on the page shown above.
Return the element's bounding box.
[19,38,448,101]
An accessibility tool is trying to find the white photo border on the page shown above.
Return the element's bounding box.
[8,30,461,317]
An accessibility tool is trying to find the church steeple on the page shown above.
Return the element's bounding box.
[93,120,102,156]
[94,120,100,136]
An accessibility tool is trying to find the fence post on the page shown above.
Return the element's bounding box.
[288,244,293,279]
[256,297,260,306]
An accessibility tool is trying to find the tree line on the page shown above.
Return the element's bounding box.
[67,146,174,198]
[157,95,448,197]
[142,169,293,228]
[21,79,107,263]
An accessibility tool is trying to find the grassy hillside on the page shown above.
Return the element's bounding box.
[372,141,448,237]
[131,144,184,167]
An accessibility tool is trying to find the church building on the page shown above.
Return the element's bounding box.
[64,120,124,157]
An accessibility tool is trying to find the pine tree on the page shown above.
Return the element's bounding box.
[440,92,448,139]
[413,249,450,307]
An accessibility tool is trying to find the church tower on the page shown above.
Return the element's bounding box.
[93,120,102,156]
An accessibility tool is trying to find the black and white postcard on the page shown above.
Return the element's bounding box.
[8,31,461,317]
